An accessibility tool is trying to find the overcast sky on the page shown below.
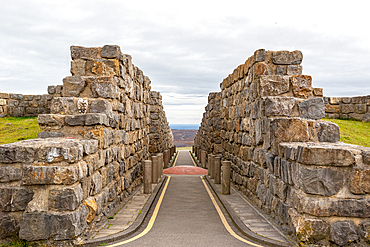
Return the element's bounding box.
[1,1,370,124]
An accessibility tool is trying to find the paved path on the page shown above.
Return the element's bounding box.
[164,150,208,175]
[105,151,269,247]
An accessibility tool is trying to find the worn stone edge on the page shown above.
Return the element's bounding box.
[204,176,295,247]
[80,176,168,246]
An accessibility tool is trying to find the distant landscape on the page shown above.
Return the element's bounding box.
[170,124,199,147]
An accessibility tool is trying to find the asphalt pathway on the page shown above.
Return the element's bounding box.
[106,151,263,247]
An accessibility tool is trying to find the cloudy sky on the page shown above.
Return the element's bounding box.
[1,1,370,125]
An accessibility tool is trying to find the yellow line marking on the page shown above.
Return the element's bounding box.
[201,177,263,247]
[188,151,198,167]
[171,151,179,167]
[107,176,171,246]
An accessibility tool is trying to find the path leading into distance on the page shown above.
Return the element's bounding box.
[106,151,265,247]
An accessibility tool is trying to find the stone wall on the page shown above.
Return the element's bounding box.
[194,92,222,157]
[148,91,173,154]
[0,45,173,244]
[0,93,53,117]
[194,49,370,246]
[325,95,370,121]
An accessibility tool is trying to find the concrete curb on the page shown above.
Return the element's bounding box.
[204,176,294,247]
[80,176,168,246]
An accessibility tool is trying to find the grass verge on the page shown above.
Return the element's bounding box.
[0,116,40,145]
[323,118,370,147]
[176,146,192,150]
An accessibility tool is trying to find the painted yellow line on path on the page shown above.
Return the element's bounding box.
[188,151,198,167]
[171,151,179,167]
[201,177,263,247]
[107,176,171,246]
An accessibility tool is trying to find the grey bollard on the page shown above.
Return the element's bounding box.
[201,150,206,169]
[144,160,152,194]
[192,146,194,154]
[214,156,221,184]
[157,153,163,178]
[221,161,231,195]
[211,154,216,179]
[151,155,158,184]
[208,154,213,177]
[164,149,170,168]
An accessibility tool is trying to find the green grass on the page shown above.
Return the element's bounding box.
[177,146,192,150]
[0,116,40,145]
[323,118,370,147]
[0,236,28,247]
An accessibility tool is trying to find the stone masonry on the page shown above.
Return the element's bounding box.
[0,45,173,244]
[148,91,173,154]
[195,49,370,246]
[325,95,370,121]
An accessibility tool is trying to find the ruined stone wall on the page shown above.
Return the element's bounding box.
[0,92,53,117]
[194,92,222,156]
[325,95,370,121]
[0,45,173,244]
[148,91,173,154]
[195,49,370,246]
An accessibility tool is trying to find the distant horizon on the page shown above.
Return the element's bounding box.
[170,124,199,130]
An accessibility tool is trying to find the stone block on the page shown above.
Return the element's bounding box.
[0,99,6,106]
[330,221,358,246]
[298,166,344,196]
[312,88,323,96]
[84,197,97,223]
[341,97,351,104]
[10,93,23,100]
[22,165,80,185]
[65,113,109,126]
[90,171,103,195]
[298,145,355,166]
[325,104,340,113]
[0,143,37,163]
[287,65,302,75]
[19,206,87,241]
[270,118,309,151]
[259,75,289,96]
[296,218,328,243]
[49,184,83,211]
[265,97,295,116]
[349,167,370,194]
[0,213,19,239]
[272,50,303,65]
[318,121,340,142]
[0,166,22,182]
[292,189,370,217]
[355,103,367,114]
[291,75,312,98]
[101,45,121,59]
[340,104,354,114]
[62,76,87,97]
[70,59,86,76]
[70,46,102,60]
[0,187,34,211]
[0,93,10,99]
[50,97,77,114]
[91,76,118,99]
[298,98,325,119]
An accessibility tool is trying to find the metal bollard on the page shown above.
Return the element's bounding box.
[214,156,221,184]
[201,150,206,169]
[144,160,152,194]
[221,161,231,195]
[157,153,164,178]
[164,149,170,169]
[151,155,158,184]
